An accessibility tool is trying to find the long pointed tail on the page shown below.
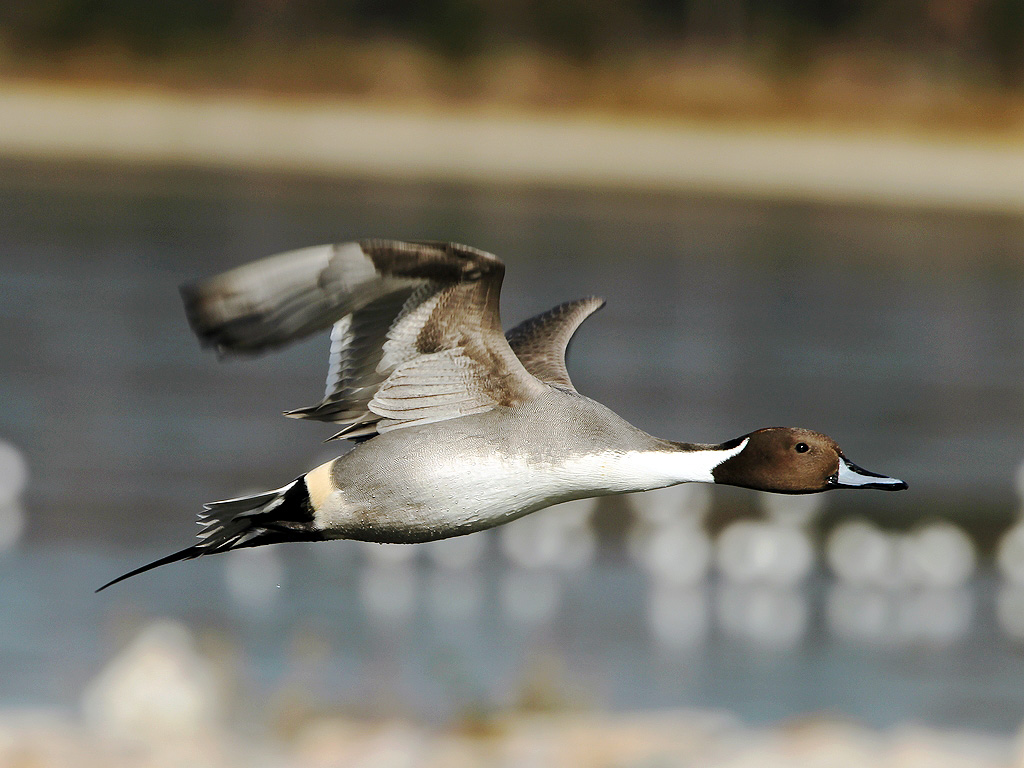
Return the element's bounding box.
[96,479,321,592]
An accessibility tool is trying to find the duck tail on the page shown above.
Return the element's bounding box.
[96,479,323,592]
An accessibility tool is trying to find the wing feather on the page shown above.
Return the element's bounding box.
[182,240,545,438]
[505,297,605,391]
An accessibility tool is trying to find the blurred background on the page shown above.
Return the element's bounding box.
[2,2,1024,766]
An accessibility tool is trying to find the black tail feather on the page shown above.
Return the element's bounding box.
[96,544,205,593]
[96,478,322,592]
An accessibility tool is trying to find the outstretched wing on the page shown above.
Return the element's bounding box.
[505,297,605,391]
[181,240,546,438]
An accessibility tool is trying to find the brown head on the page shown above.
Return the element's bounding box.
[711,427,907,494]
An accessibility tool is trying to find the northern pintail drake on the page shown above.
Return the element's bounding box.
[98,240,906,590]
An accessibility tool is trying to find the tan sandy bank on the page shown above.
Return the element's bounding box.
[2,82,1024,212]
[1,708,1017,768]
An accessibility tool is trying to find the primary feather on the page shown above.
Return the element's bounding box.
[181,240,551,439]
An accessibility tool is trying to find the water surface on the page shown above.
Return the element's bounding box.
[1,161,1023,731]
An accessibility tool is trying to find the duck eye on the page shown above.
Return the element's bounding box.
[795,442,810,453]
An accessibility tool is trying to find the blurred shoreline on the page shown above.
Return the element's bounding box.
[4,704,1018,767]
[4,80,1024,213]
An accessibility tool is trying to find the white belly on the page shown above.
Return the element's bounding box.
[315,455,578,542]
[314,445,729,543]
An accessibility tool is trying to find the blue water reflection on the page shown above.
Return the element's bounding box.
[2,161,1024,733]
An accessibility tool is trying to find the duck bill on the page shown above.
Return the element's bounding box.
[832,456,908,491]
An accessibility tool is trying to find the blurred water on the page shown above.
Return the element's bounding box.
[7,543,1024,733]
[2,161,1024,732]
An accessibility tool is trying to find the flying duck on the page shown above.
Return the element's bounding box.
[98,240,906,590]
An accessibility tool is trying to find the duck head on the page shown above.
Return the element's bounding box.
[711,427,907,494]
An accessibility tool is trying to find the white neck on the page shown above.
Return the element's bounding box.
[563,438,749,495]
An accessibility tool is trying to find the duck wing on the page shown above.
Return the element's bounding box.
[181,240,547,438]
[505,297,605,391]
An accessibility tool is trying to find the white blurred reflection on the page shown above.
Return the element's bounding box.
[0,439,28,505]
[996,523,1024,586]
[423,531,488,570]
[628,484,712,586]
[899,523,975,588]
[359,541,418,566]
[552,497,599,530]
[646,583,709,651]
[996,584,1024,640]
[828,520,976,591]
[0,439,27,552]
[716,520,813,586]
[500,568,562,627]
[826,521,904,588]
[500,515,564,570]
[758,491,826,528]
[223,546,283,613]
[499,499,597,571]
[359,561,417,628]
[716,583,808,648]
[82,621,222,742]
[311,537,356,565]
[826,584,972,647]
[554,499,599,572]
[631,520,712,586]
[0,501,25,552]
[629,483,712,526]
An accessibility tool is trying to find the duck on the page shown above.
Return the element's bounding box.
[98,240,906,591]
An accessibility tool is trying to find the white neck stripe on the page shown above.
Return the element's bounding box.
[635,438,749,486]
[562,438,749,494]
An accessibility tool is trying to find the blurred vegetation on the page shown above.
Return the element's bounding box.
[1,0,1023,125]
[1,0,1020,75]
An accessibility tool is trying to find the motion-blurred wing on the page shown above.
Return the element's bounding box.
[505,297,605,391]
[181,240,546,438]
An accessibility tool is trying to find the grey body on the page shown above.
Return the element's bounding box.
[320,386,671,542]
